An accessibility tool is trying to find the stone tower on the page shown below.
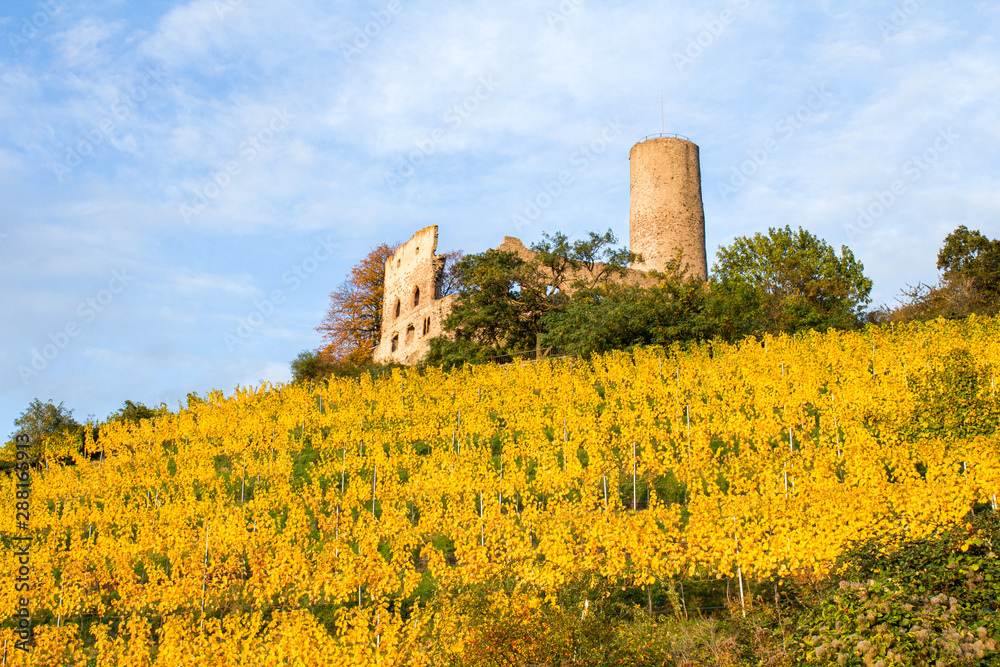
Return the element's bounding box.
[628,136,708,279]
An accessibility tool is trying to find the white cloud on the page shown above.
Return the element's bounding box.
[54,18,127,69]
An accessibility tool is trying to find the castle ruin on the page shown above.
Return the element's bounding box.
[372,135,707,365]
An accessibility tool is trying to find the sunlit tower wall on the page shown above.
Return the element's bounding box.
[628,136,708,280]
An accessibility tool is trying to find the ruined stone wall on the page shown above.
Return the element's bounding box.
[629,137,708,280]
[372,226,456,365]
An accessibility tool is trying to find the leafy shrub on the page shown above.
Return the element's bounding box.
[785,509,1000,665]
[794,580,996,665]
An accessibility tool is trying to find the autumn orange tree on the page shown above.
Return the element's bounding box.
[316,242,399,366]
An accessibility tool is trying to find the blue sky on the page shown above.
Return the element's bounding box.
[1,0,998,431]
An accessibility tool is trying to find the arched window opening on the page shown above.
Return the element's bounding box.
[391,334,399,352]
[394,298,401,318]
[405,325,415,346]
[413,286,420,307]
[422,317,430,335]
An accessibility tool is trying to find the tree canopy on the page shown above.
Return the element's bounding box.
[316,242,400,366]
[428,229,640,364]
[937,225,1000,302]
[427,226,872,366]
[713,225,872,333]
[882,225,1000,321]
[539,270,763,359]
[107,400,170,425]
[6,398,83,459]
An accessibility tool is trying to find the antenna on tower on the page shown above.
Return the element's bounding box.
[661,90,664,134]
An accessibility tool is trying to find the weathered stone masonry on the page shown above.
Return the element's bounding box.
[629,137,708,279]
[372,226,457,365]
[373,136,708,365]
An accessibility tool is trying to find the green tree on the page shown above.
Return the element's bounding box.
[530,229,642,291]
[432,229,640,363]
[937,225,1000,302]
[539,281,706,358]
[107,400,170,425]
[291,349,404,382]
[713,225,872,333]
[290,349,339,383]
[439,249,550,355]
[6,399,82,460]
[540,268,763,359]
[880,226,999,322]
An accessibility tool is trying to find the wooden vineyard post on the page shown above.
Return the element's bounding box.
[686,404,691,440]
[829,395,842,459]
[734,518,746,617]
[201,521,210,627]
[603,475,609,522]
[680,580,688,620]
[632,442,637,512]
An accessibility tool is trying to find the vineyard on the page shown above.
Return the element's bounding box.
[2,316,1000,665]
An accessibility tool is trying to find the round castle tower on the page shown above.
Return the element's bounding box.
[629,136,708,280]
